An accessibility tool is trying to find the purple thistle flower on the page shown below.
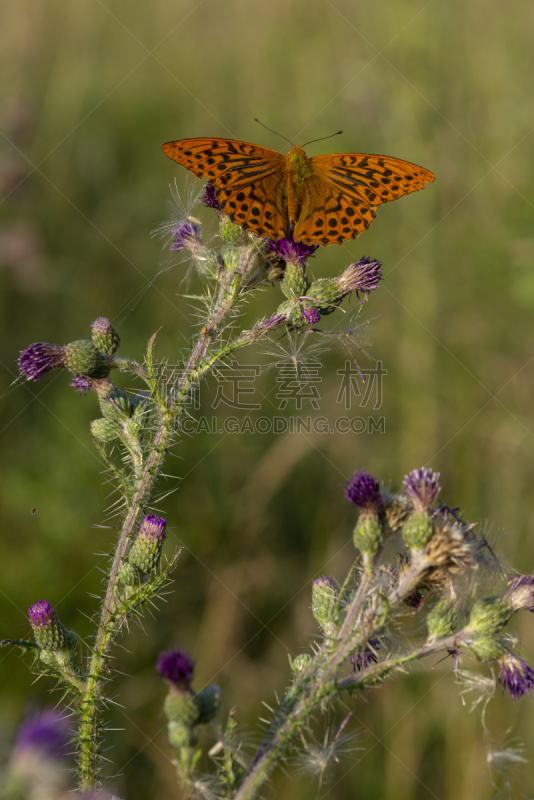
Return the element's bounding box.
[139,514,167,542]
[18,342,65,382]
[344,470,382,514]
[171,221,201,253]
[350,638,380,672]
[202,183,222,211]
[498,653,534,700]
[266,233,319,265]
[403,468,441,512]
[157,647,195,687]
[71,375,92,395]
[28,600,55,628]
[505,575,534,613]
[302,306,321,325]
[338,257,382,301]
[14,709,70,759]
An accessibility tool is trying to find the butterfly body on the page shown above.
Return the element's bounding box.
[162,136,434,246]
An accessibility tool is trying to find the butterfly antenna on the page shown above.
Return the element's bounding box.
[302,131,343,148]
[253,118,295,147]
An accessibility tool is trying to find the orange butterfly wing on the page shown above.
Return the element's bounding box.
[293,153,435,246]
[162,137,289,239]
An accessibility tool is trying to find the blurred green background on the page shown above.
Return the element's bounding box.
[2,0,534,797]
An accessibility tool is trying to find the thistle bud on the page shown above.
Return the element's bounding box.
[289,653,312,674]
[401,468,441,550]
[344,470,384,556]
[90,378,132,419]
[466,596,511,636]
[220,215,248,245]
[426,600,457,641]
[28,601,76,653]
[117,561,139,587]
[91,418,120,442]
[306,277,344,313]
[91,317,121,356]
[157,647,201,749]
[467,634,507,662]
[196,684,223,724]
[62,340,112,379]
[280,262,309,299]
[127,515,167,574]
[402,512,434,551]
[311,576,339,638]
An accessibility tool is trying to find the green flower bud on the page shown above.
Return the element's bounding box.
[427,600,457,641]
[28,601,77,652]
[402,510,434,550]
[280,261,309,299]
[467,597,511,636]
[353,515,383,556]
[96,383,133,420]
[289,653,312,674]
[127,515,167,574]
[306,277,344,314]
[467,635,507,662]
[164,689,201,728]
[312,577,339,638]
[117,562,140,586]
[167,720,198,748]
[91,317,121,356]
[220,215,248,245]
[91,418,120,442]
[63,340,111,379]
[196,684,223,724]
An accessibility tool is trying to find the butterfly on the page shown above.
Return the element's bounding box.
[162,137,434,247]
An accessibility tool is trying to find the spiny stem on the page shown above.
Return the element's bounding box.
[78,253,255,790]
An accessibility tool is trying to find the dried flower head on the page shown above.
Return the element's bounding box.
[420,514,480,585]
[171,220,201,253]
[344,470,382,515]
[403,468,441,512]
[383,492,412,532]
[505,574,534,613]
[157,647,195,687]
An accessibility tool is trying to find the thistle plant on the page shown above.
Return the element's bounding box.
[3,179,533,799]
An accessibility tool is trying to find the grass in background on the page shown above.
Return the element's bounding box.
[1,0,534,797]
